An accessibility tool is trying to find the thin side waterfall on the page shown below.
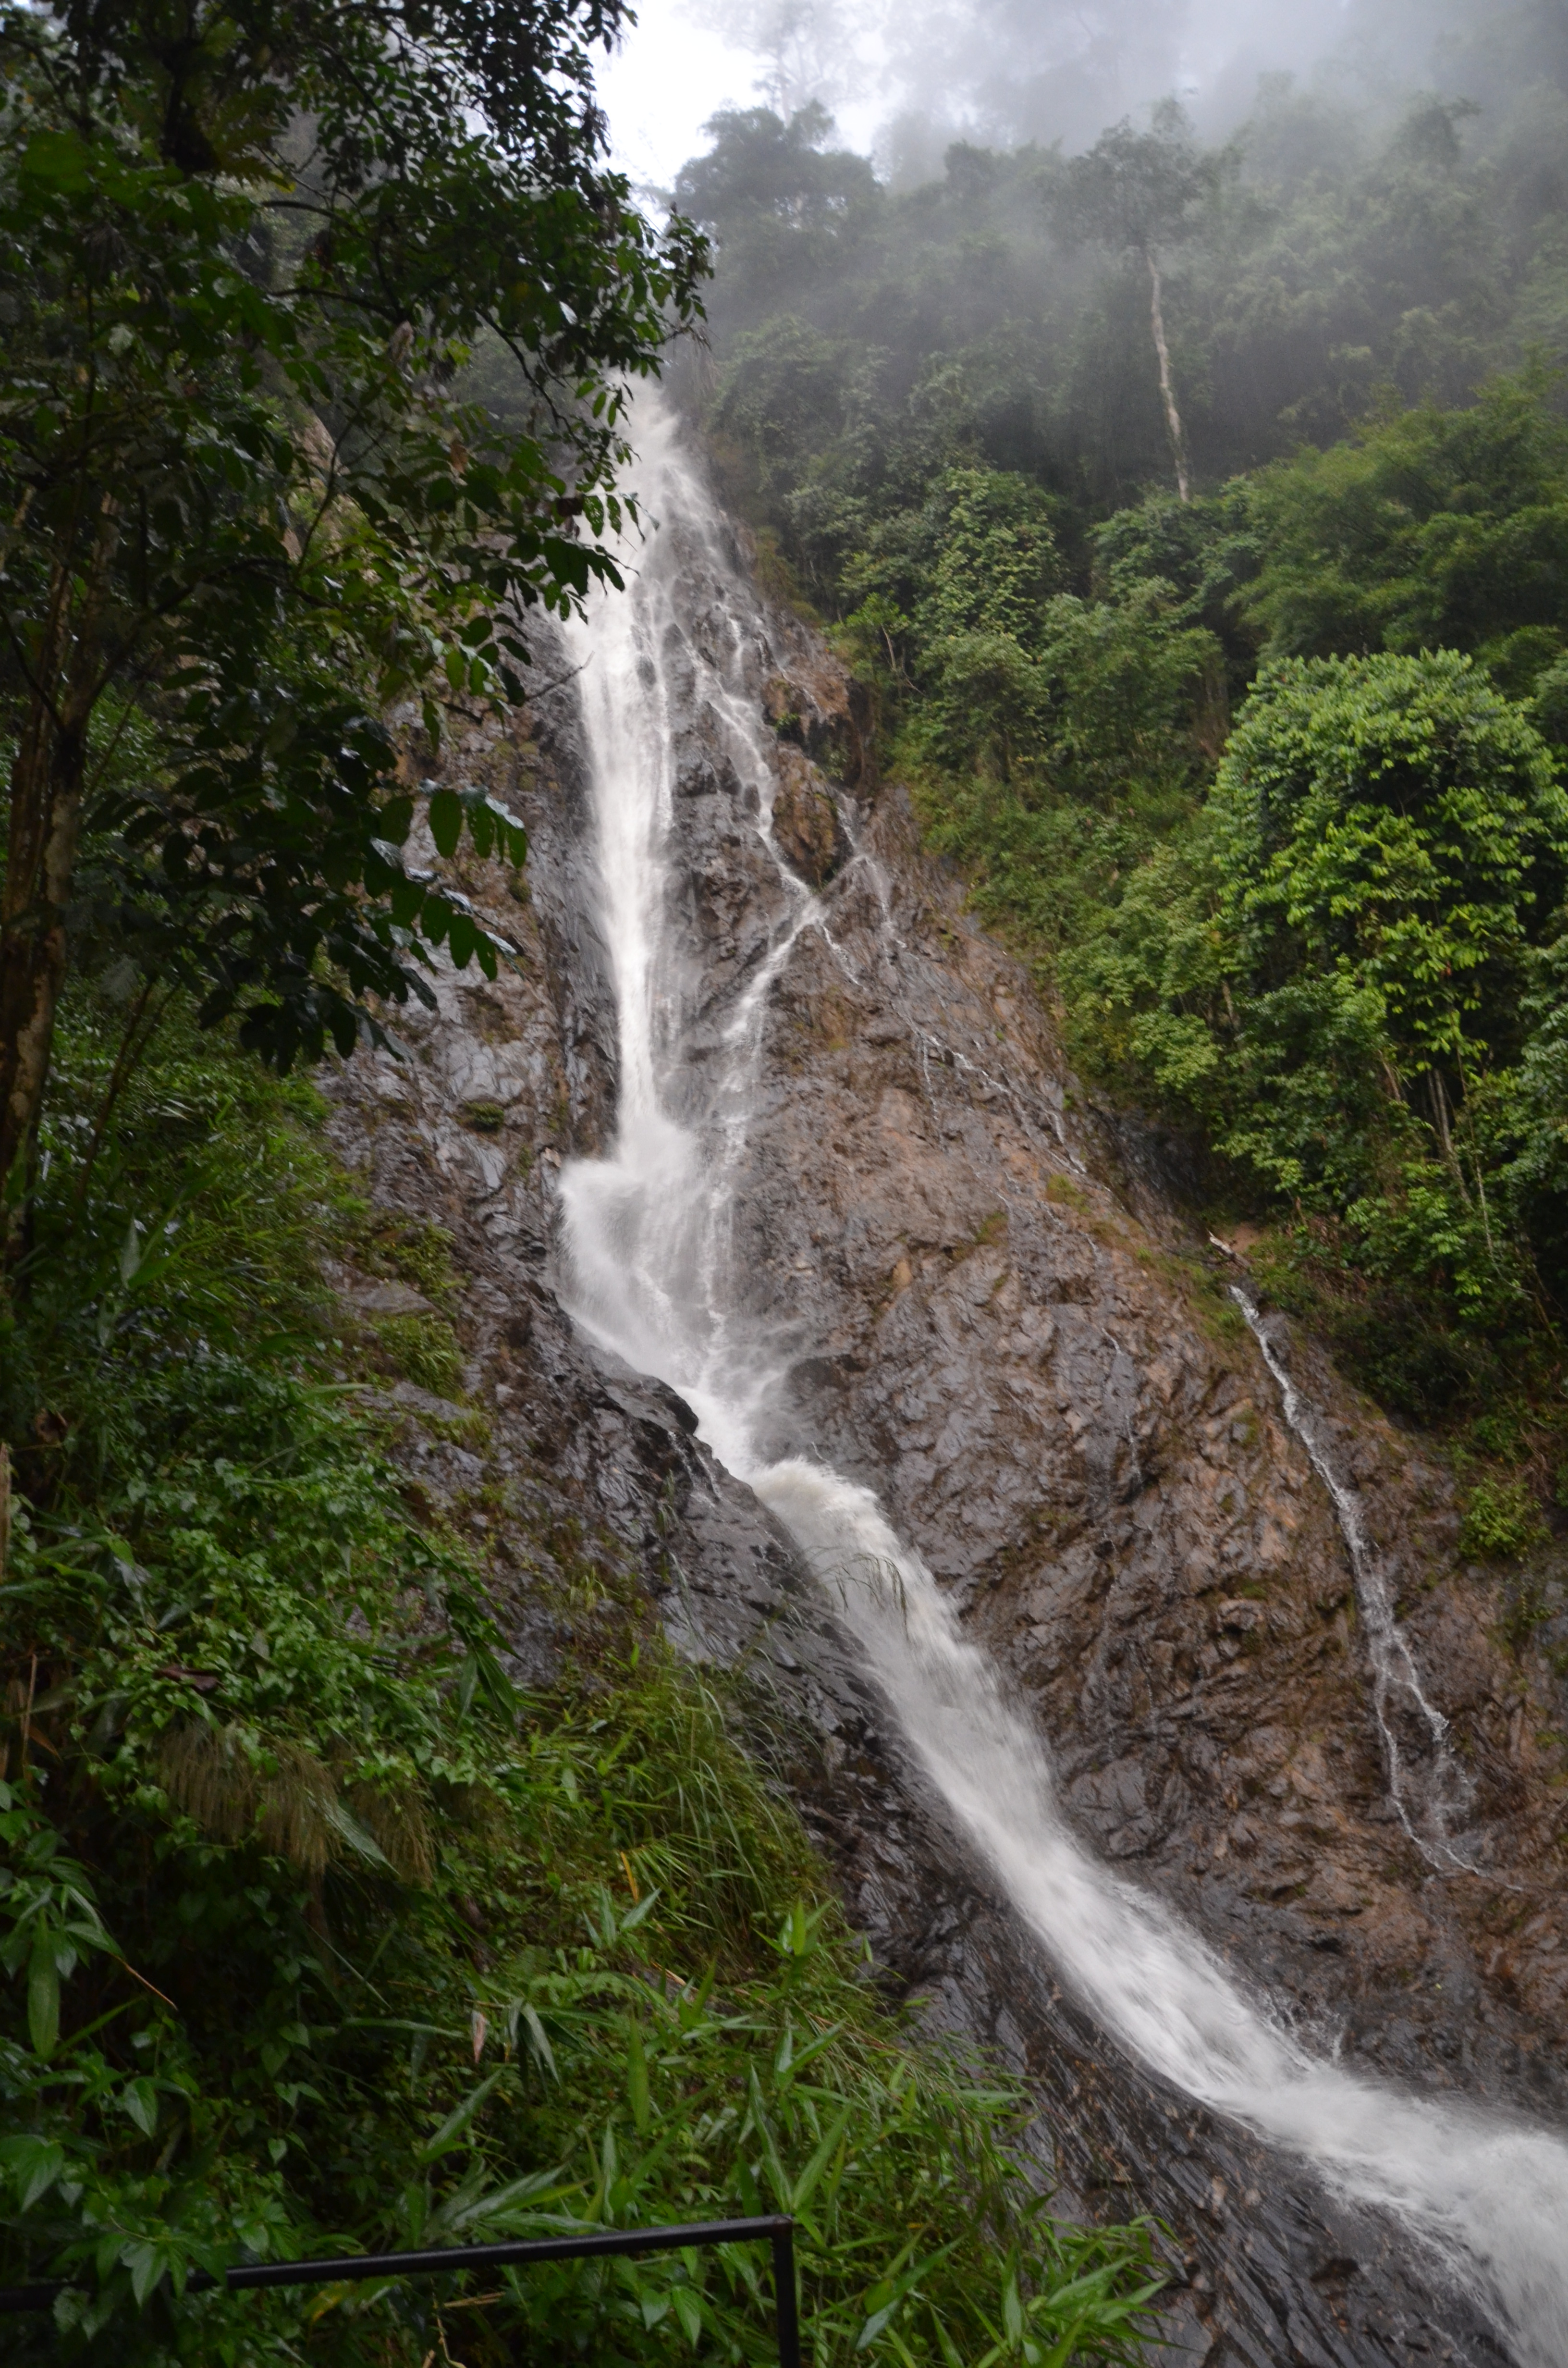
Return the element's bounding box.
[1230,1286,1478,1871]
[554,398,1568,2367]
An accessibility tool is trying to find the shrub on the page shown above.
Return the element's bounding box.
[1459,1476,1547,1561]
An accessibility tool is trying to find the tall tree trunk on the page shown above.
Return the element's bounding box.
[1146,247,1190,504]
[0,521,114,1260]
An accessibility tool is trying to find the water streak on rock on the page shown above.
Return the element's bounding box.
[1231,1284,1477,1871]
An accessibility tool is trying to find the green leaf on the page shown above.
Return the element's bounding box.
[619,1886,659,1936]
[428,789,463,858]
[518,2003,557,2079]
[858,2244,960,2354]
[122,2240,168,2307]
[443,2163,571,2230]
[0,2135,66,2210]
[21,130,92,193]
[791,2099,852,2213]
[626,2018,650,2135]
[122,2077,159,2138]
[745,2065,789,2209]
[27,1936,60,2058]
[417,2068,505,2165]
[322,1798,393,1868]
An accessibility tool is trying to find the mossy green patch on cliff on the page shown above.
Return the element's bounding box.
[0,985,1162,2365]
[365,1308,466,1398]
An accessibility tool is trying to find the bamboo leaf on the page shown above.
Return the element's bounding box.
[416,2068,505,2165]
[627,2017,650,2135]
[791,2099,852,2214]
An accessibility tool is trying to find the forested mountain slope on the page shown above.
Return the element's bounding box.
[674,43,1568,1498]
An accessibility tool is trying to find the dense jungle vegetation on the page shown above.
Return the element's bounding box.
[0,0,1161,2361]
[674,5,1568,1524]
[0,994,1159,2365]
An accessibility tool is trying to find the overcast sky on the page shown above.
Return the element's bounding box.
[595,0,884,194]
[595,0,1445,195]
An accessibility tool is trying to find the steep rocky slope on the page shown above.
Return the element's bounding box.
[318,479,1568,2365]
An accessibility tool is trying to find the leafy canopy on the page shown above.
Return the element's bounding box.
[1212,650,1568,1077]
[1243,375,1568,688]
[0,0,706,1167]
[1051,101,1225,261]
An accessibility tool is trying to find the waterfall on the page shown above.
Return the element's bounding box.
[1230,1286,1478,1871]
[554,397,1568,2367]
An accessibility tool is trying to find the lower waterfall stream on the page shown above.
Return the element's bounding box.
[553,399,1568,2366]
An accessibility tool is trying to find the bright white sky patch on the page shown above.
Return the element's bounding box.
[598,0,887,197]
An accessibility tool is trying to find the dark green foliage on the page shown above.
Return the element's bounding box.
[674,104,881,288]
[0,992,1162,2362]
[1242,377,1568,679]
[1212,652,1568,1087]
[0,0,707,1223]
[1051,106,1225,263]
[686,73,1568,552]
[1067,653,1568,1374]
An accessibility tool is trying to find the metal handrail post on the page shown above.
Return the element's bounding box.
[771,2218,801,2368]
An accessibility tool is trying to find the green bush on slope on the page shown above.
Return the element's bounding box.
[0,989,1161,2365]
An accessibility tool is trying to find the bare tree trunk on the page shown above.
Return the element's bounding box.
[0,520,115,1260]
[1427,1067,1471,1207]
[1146,247,1190,504]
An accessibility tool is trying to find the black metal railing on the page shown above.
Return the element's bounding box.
[0,2212,801,2365]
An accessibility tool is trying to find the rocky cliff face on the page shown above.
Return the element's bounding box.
[321,477,1567,2367]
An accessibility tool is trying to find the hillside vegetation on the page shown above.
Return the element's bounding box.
[675,36,1568,1515]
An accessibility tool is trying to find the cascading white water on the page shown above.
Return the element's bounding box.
[1230,1286,1477,1871]
[555,396,1568,2366]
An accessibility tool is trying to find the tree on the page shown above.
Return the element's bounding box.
[0,0,706,1251]
[1212,649,1568,1133]
[1053,105,1221,502]
[672,103,880,286]
[1242,375,1568,685]
[1087,651,1568,1198]
[912,469,1063,649]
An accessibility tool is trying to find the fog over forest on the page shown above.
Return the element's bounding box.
[674,0,1562,172]
[660,0,1568,1431]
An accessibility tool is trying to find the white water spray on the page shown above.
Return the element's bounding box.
[555,398,1568,2365]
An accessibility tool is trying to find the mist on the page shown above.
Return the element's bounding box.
[670,0,1568,173]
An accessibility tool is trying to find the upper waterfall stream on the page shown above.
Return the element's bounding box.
[554,399,1568,2367]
